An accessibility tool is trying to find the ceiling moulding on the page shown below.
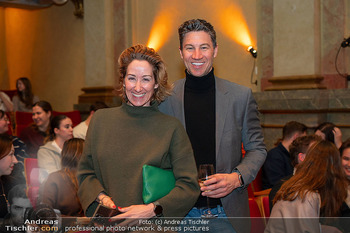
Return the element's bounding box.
[0,0,83,18]
[0,0,54,9]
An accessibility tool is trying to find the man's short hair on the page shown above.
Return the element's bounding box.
[8,184,28,205]
[89,101,109,112]
[289,135,322,167]
[282,121,307,140]
[178,19,217,49]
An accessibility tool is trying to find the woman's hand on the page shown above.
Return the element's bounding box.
[110,203,155,227]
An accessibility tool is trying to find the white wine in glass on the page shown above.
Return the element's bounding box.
[198,164,216,218]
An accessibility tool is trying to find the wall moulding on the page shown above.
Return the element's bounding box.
[265,75,326,91]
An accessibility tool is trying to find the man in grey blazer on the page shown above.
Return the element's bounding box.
[159,19,266,233]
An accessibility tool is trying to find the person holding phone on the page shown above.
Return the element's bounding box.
[77,45,199,224]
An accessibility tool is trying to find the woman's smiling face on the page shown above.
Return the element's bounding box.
[124,60,158,107]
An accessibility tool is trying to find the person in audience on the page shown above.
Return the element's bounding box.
[73,101,109,139]
[0,111,28,162]
[0,184,32,232]
[77,45,199,224]
[0,110,28,185]
[40,138,84,217]
[20,101,53,158]
[12,77,40,112]
[268,134,322,211]
[0,134,18,219]
[315,122,343,149]
[265,140,348,233]
[339,139,350,217]
[262,121,307,189]
[0,91,13,112]
[37,115,73,183]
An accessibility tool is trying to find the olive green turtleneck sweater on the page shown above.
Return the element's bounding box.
[78,102,200,217]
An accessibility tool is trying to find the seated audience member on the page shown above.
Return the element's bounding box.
[265,141,348,233]
[262,121,307,189]
[40,138,84,216]
[0,135,19,218]
[0,111,28,185]
[315,122,343,149]
[20,101,53,158]
[73,101,109,139]
[269,134,322,211]
[0,111,28,162]
[340,139,350,217]
[0,184,32,232]
[12,77,39,113]
[0,91,13,112]
[37,115,73,183]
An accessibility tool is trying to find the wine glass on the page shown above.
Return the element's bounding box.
[198,164,216,218]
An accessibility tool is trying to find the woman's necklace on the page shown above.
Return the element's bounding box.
[0,180,9,209]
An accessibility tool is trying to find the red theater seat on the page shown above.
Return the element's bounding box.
[24,158,40,208]
[0,89,17,100]
[14,111,33,136]
[262,195,270,218]
[249,198,265,233]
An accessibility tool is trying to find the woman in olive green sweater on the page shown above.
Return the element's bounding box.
[77,45,199,223]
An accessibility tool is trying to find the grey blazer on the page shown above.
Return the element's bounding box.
[159,76,267,233]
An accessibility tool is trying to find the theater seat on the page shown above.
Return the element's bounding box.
[262,195,270,219]
[0,89,17,100]
[15,111,33,136]
[15,111,33,126]
[24,158,40,208]
[249,198,265,233]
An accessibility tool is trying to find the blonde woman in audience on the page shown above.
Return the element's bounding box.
[0,91,13,112]
[40,138,84,216]
[265,140,348,233]
[20,101,52,158]
[37,115,73,183]
[12,77,39,112]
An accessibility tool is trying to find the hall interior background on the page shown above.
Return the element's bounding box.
[0,0,349,150]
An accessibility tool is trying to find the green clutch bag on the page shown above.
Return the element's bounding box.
[142,164,176,204]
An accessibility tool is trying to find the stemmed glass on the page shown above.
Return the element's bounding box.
[198,164,216,218]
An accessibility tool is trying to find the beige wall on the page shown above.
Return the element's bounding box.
[1,0,349,111]
[0,7,9,88]
[0,2,85,111]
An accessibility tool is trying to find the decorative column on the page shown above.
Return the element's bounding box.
[78,0,127,106]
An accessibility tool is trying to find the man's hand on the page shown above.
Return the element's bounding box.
[200,173,241,198]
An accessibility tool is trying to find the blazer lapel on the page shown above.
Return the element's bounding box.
[171,79,186,128]
[215,77,229,158]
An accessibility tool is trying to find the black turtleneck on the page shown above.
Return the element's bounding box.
[184,68,220,208]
